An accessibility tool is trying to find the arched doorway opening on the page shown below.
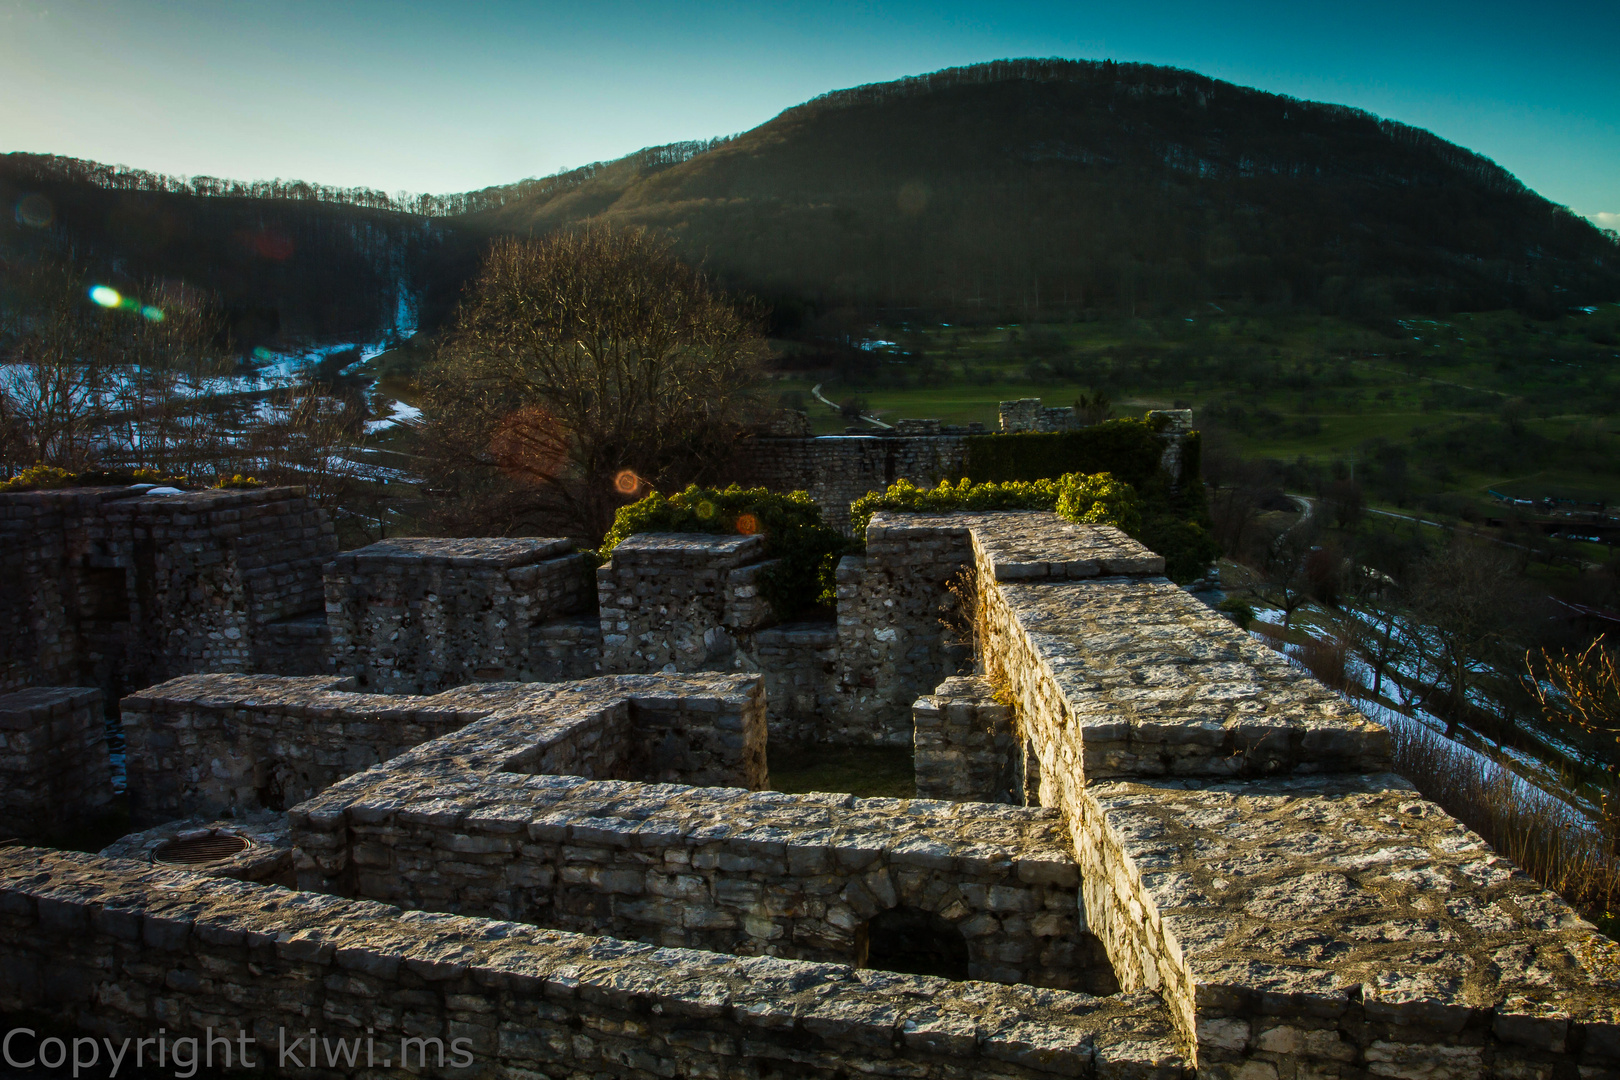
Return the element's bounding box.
[856,906,970,981]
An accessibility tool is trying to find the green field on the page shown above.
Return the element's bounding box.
[771,306,1620,521]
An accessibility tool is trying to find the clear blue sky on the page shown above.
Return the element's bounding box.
[2,0,1615,228]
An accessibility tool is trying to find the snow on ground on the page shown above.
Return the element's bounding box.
[364,399,422,433]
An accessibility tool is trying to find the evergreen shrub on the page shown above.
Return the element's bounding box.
[600,484,849,617]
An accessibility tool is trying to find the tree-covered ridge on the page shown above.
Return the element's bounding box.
[5,58,1618,342]
[488,59,1619,318]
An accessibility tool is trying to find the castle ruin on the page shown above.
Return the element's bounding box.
[2,419,1619,1079]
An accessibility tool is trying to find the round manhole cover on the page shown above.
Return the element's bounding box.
[154,834,248,864]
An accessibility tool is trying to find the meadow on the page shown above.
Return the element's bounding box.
[770,304,1620,527]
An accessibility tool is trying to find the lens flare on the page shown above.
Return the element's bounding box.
[613,470,640,495]
[141,306,165,322]
[89,285,122,308]
[695,500,716,520]
[735,513,759,535]
[252,346,275,362]
[14,194,53,228]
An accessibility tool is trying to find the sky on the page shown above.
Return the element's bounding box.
[1,0,1616,229]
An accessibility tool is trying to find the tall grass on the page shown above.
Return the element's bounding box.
[1253,618,1620,917]
[1388,714,1620,915]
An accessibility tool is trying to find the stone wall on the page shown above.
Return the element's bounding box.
[878,508,1620,1076]
[598,532,775,675]
[914,675,1027,804]
[734,435,971,530]
[286,672,1108,993]
[120,674,481,823]
[834,520,979,744]
[0,686,112,839]
[123,672,769,827]
[1073,772,1620,1078]
[324,537,593,694]
[0,847,1184,1080]
[0,485,335,700]
[751,620,840,744]
[598,533,853,745]
[999,398,1086,433]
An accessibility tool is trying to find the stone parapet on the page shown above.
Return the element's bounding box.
[981,574,1389,784]
[294,771,1097,990]
[1079,773,1620,1077]
[0,686,112,838]
[0,847,1184,1080]
[598,533,776,676]
[324,536,591,694]
[999,398,1086,433]
[732,434,971,530]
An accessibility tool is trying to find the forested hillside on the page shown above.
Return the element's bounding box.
[0,154,479,344]
[5,59,1618,343]
[480,59,1620,320]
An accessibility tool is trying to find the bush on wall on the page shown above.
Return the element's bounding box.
[851,471,1218,583]
[0,466,190,493]
[600,484,849,617]
[848,473,1143,540]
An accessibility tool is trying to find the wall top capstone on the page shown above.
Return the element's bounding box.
[331,536,574,568]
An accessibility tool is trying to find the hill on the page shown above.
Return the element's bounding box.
[4,59,1618,340]
[0,154,480,344]
[476,59,1620,321]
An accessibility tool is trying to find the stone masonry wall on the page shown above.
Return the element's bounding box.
[325,537,592,694]
[598,533,844,744]
[833,521,979,745]
[0,686,113,839]
[874,508,1620,1076]
[0,847,1185,1080]
[121,671,770,828]
[120,674,485,824]
[735,435,971,530]
[999,399,1086,433]
[751,620,840,744]
[598,532,776,675]
[286,672,1106,993]
[0,485,335,701]
[914,675,1026,804]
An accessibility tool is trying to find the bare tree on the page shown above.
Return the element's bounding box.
[1248,517,1317,630]
[103,280,231,479]
[1340,588,1411,703]
[419,228,766,538]
[1408,546,1516,736]
[244,382,370,506]
[1527,636,1620,767]
[0,252,117,471]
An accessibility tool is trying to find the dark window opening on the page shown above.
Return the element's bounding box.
[857,906,970,981]
[81,566,130,621]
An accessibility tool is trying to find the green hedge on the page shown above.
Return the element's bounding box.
[600,484,849,618]
[958,416,1218,583]
[848,473,1142,540]
[963,418,1165,487]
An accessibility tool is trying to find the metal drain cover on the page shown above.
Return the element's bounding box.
[153,833,248,864]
